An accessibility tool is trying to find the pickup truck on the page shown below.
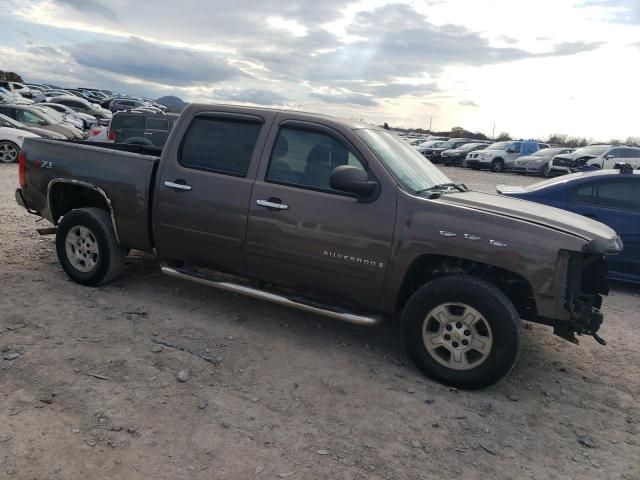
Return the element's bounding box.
[15,104,622,389]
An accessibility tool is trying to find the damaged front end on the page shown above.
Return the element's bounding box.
[554,237,623,345]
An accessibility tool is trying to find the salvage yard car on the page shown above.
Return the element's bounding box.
[497,167,640,284]
[466,140,549,172]
[15,104,622,389]
[513,147,575,176]
[0,126,39,163]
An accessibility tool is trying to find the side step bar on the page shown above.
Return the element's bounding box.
[161,265,382,327]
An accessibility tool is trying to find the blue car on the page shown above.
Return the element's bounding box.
[497,169,640,284]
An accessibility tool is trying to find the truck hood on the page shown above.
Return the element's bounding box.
[436,191,619,248]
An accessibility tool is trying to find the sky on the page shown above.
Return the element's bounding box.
[1,0,639,140]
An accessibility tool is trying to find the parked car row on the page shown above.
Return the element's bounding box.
[0,80,181,160]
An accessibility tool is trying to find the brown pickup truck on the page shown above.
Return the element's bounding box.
[15,104,622,388]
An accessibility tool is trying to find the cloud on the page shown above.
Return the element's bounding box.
[310,92,378,107]
[579,0,640,23]
[52,0,118,21]
[367,82,438,98]
[211,88,288,105]
[459,100,479,107]
[65,38,242,85]
[542,41,605,56]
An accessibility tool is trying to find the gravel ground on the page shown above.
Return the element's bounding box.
[1,163,639,480]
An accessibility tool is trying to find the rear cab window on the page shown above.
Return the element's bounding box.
[179,116,262,176]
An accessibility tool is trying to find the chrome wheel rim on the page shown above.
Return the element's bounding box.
[0,142,18,163]
[422,303,493,371]
[65,226,100,273]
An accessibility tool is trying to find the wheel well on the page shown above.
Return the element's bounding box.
[395,254,537,319]
[492,157,504,163]
[49,183,111,225]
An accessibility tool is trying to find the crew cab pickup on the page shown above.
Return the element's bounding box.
[16,104,622,389]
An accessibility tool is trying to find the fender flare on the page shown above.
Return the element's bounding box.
[47,178,120,243]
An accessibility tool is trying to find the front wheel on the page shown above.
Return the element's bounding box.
[402,275,521,389]
[491,158,504,172]
[0,141,19,163]
[56,208,127,285]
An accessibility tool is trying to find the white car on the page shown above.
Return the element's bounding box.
[0,126,40,163]
[39,103,97,129]
[549,145,640,175]
[0,81,33,98]
[0,88,34,105]
[46,95,112,122]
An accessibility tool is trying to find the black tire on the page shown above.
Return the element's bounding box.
[55,208,127,286]
[401,275,521,389]
[491,158,504,172]
[542,164,552,177]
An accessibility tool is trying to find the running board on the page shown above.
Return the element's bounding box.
[161,265,382,327]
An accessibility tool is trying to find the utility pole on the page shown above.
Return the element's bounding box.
[429,116,432,132]
[492,122,496,140]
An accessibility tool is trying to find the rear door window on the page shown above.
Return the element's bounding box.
[146,118,169,131]
[179,116,262,176]
[115,115,145,130]
[596,180,640,210]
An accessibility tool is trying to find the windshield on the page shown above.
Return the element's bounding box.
[486,141,511,151]
[29,107,63,123]
[533,147,566,156]
[459,143,485,151]
[357,129,451,193]
[572,145,609,156]
[0,114,23,128]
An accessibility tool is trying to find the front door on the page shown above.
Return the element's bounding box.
[153,109,274,275]
[245,121,396,310]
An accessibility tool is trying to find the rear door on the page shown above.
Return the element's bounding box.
[112,114,145,143]
[145,117,170,147]
[567,178,640,278]
[245,119,396,309]
[618,148,640,168]
[153,108,276,275]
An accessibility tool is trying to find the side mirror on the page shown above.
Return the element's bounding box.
[605,154,614,160]
[38,119,47,126]
[329,165,377,197]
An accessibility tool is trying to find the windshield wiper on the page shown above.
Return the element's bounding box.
[415,182,468,197]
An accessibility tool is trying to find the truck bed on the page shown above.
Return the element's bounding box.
[20,138,159,251]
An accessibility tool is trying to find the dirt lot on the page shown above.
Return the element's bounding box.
[1,163,638,480]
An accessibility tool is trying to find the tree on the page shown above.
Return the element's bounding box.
[547,133,567,146]
[0,71,24,82]
[495,131,512,141]
[626,136,640,146]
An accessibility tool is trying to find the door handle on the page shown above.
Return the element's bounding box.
[144,132,152,135]
[257,199,289,210]
[164,180,192,191]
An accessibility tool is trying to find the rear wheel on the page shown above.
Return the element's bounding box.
[0,141,19,163]
[56,208,127,285]
[491,158,504,172]
[402,275,521,389]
